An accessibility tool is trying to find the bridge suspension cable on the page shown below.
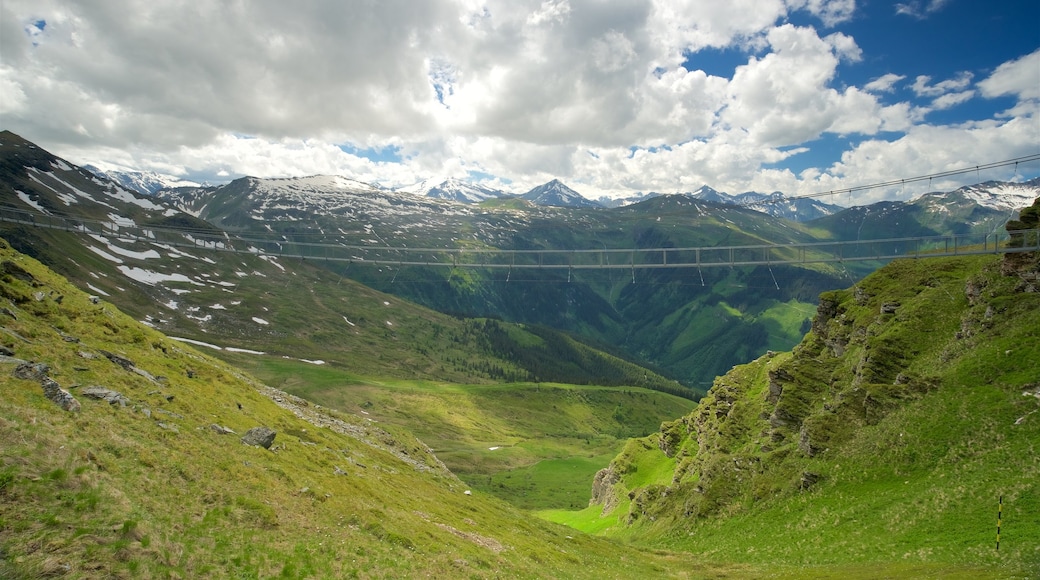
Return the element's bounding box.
[1,205,1036,271]
[757,154,1040,204]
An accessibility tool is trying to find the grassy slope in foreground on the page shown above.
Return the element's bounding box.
[547,253,1040,577]
[0,237,730,579]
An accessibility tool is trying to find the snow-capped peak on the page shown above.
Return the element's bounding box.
[911,180,1040,213]
[522,179,601,208]
[85,165,202,195]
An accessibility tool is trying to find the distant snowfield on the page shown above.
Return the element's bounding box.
[16,191,49,214]
[118,265,200,286]
[86,283,110,296]
[169,336,222,350]
[168,339,328,367]
[87,245,125,264]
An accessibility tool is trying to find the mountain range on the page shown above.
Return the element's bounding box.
[93,163,1040,226]
[4,130,1037,392]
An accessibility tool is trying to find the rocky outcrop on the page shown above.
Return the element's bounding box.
[13,362,80,412]
[590,465,620,510]
[241,426,277,449]
[81,386,130,407]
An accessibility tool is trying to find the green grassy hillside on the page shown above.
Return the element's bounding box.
[0,238,727,579]
[547,252,1040,577]
[225,355,695,510]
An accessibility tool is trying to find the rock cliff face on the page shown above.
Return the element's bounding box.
[592,247,1040,529]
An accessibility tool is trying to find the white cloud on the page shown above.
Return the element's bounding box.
[895,0,951,19]
[911,72,974,97]
[864,73,905,93]
[722,25,878,146]
[0,0,1035,204]
[978,48,1040,102]
[787,0,857,27]
[930,90,975,110]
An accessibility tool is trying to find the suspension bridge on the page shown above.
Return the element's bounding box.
[1,205,1037,273]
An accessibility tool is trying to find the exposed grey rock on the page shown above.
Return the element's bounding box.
[0,345,13,356]
[78,350,97,360]
[1,261,35,284]
[99,350,135,371]
[81,386,130,407]
[13,361,49,381]
[241,426,277,449]
[157,422,179,432]
[590,465,621,511]
[133,366,157,382]
[40,377,81,412]
[880,302,900,314]
[1,307,16,320]
[0,355,27,365]
[800,471,821,490]
[209,424,235,435]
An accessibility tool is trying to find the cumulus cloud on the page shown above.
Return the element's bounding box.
[0,0,1035,204]
[978,48,1040,102]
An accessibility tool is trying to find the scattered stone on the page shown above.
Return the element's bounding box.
[59,332,79,343]
[799,471,821,490]
[0,326,30,344]
[209,424,235,435]
[140,408,152,418]
[1,261,35,284]
[157,422,179,433]
[13,361,49,381]
[155,408,183,419]
[1,307,16,320]
[165,394,175,402]
[0,355,27,366]
[78,350,97,360]
[73,366,88,371]
[33,291,45,302]
[0,345,13,356]
[81,386,130,407]
[241,426,277,449]
[133,366,157,382]
[99,350,135,371]
[333,466,347,476]
[880,302,900,314]
[40,377,81,412]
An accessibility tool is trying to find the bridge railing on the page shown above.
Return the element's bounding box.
[1,204,1037,270]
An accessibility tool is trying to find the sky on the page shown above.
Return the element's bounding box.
[1,0,1038,204]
